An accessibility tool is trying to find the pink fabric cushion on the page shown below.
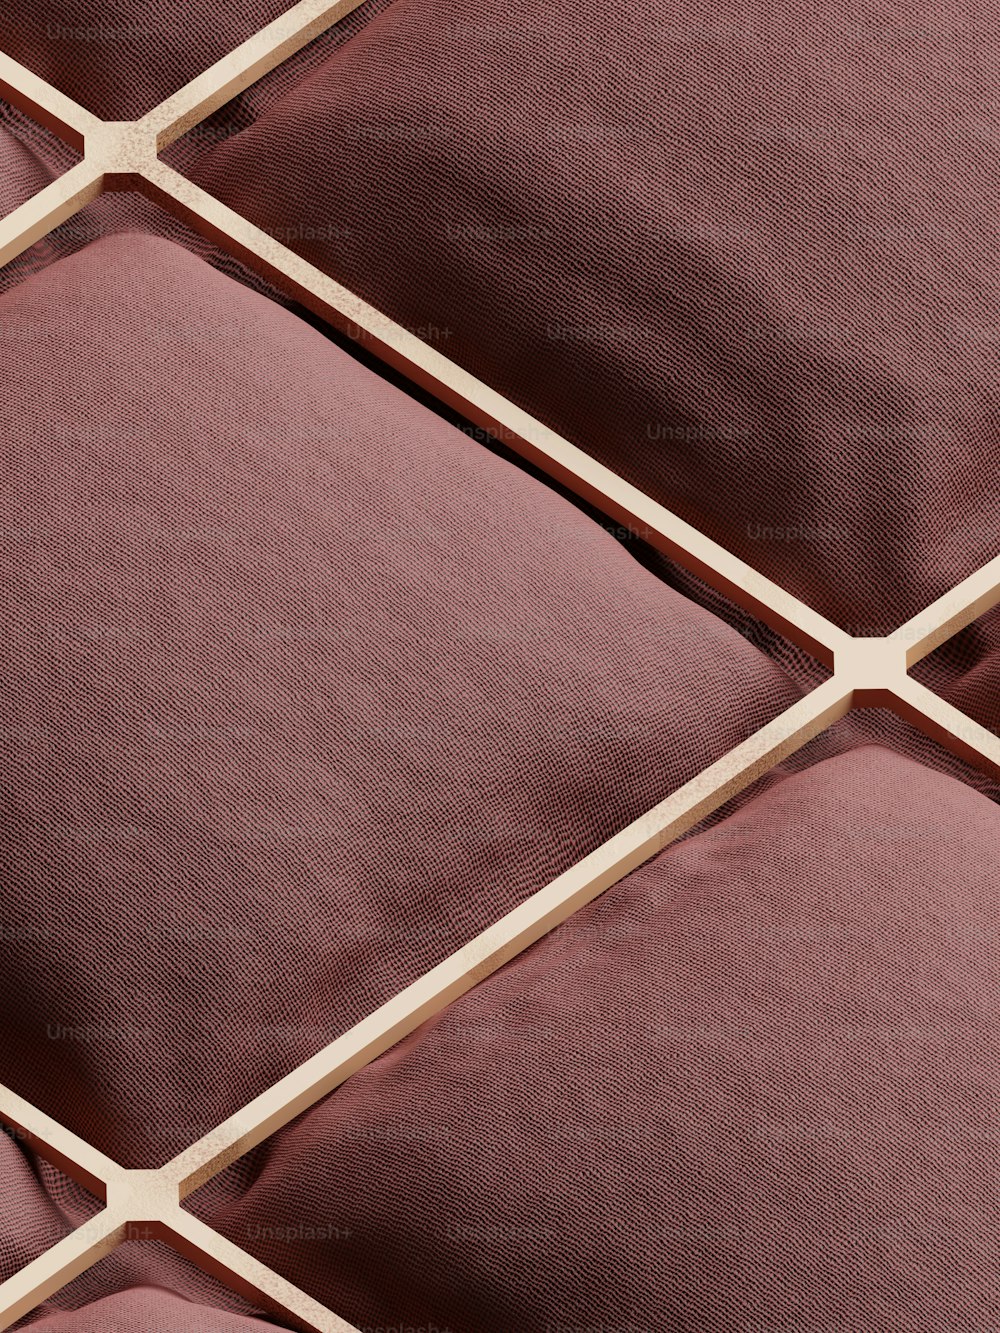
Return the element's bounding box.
[190,0,1000,634]
[188,745,1000,1332]
[24,1287,288,1331]
[0,230,797,1168]
[0,2,998,1327]
[0,104,80,249]
[0,1134,87,1288]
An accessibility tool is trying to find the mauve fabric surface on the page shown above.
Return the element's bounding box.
[0,0,398,120]
[182,746,1000,1332]
[0,120,64,220]
[0,230,799,1168]
[913,604,1000,738]
[0,1,293,120]
[0,1134,93,1285]
[0,1,998,1329]
[189,0,1000,635]
[12,1243,291,1330]
[25,1291,288,1332]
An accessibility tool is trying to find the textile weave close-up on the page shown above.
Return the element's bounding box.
[0,2,997,1331]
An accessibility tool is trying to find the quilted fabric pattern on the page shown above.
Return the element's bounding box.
[0,231,797,1167]
[0,1,997,1329]
[189,0,1000,634]
[0,1,337,119]
[184,747,1000,1333]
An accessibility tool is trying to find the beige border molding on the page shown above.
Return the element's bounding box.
[0,16,997,1333]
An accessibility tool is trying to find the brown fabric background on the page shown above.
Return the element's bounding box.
[0,2,997,1329]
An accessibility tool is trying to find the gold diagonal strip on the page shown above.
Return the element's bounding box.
[0,49,97,148]
[0,160,102,269]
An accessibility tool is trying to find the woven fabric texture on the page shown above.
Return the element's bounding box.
[0,1,998,1329]
[0,118,65,219]
[26,1291,288,1332]
[12,1242,290,1330]
[0,1134,90,1290]
[186,0,1000,636]
[0,0,390,120]
[181,746,1000,1333]
[0,230,799,1169]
